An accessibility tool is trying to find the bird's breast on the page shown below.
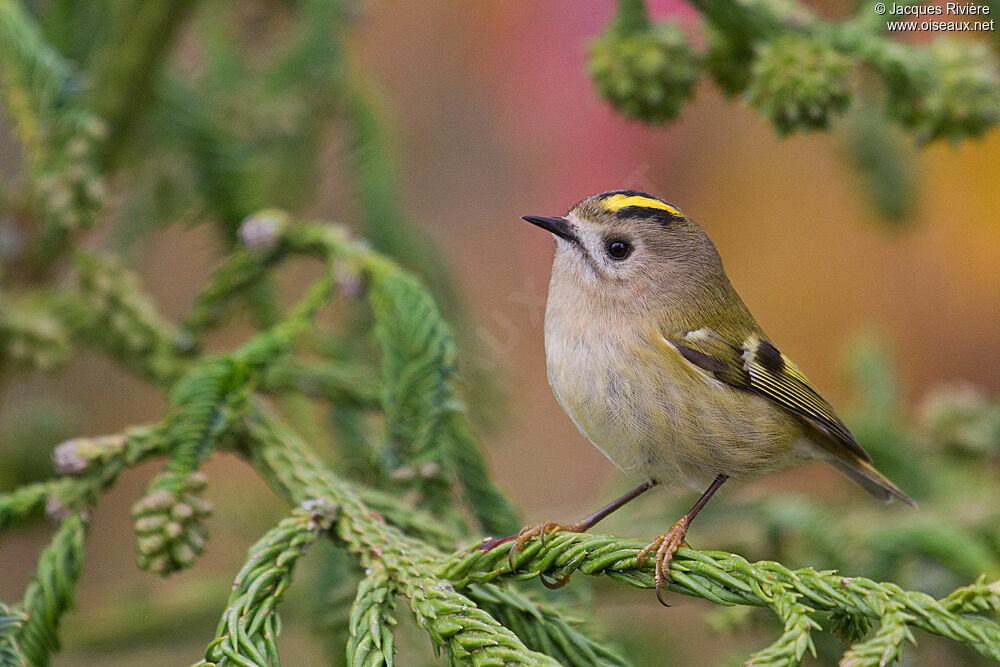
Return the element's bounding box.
[543,301,801,488]
[544,304,665,472]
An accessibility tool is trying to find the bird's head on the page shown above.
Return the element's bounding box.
[523,191,727,310]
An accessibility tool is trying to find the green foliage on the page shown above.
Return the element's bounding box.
[702,21,755,97]
[592,0,1000,143]
[65,251,192,383]
[0,400,77,487]
[241,399,559,666]
[588,0,697,123]
[883,37,1000,143]
[368,270,462,504]
[0,0,105,266]
[1,1,999,665]
[591,0,1000,227]
[446,535,1000,664]
[85,1,196,164]
[464,584,630,666]
[17,513,88,666]
[828,609,873,644]
[2,216,999,665]
[366,266,519,534]
[838,606,914,667]
[0,482,52,532]
[0,603,27,667]
[196,506,337,667]
[132,471,212,576]
[0,298,69,371]
[347,563,397,666]
[745,35,852,135]
[919,384,1000,459]
[844,103,917,224]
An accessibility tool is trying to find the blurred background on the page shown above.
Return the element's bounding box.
[1,0,998,664]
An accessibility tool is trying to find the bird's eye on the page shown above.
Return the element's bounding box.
[606,238,633,260]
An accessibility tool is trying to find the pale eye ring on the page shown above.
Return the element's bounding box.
[606,238,633,260]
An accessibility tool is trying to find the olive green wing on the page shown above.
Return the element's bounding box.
[664,328,915,506]
[665,328,867,459]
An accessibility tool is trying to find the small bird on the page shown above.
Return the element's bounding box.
[505,190,915,603]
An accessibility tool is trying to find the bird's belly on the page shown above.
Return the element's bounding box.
[546,334,802,490]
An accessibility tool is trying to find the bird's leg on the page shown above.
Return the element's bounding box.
[479,480,659,563]
[637,474,728,606]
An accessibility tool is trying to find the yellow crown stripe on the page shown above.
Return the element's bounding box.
[602,194,681,217]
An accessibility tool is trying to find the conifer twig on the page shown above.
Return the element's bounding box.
[442,533,1000,664]
[196,505,337,667]
[240,402,559,665]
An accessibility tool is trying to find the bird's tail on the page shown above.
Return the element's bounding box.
[827,457,917,508]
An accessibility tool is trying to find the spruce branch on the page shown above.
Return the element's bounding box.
[464,583,631,667]
[135,356,241,576]
[592,0,1000,142]
[351,485,460,553]
[279,220,520,535]
[0,482,54,532]
[0,602,26,667]
[838,605,915,667]
[259,358,380,409]
[62,251,193,384]
[940,575,1000,617]
[194,215,518,535]
[0,425,165,532]
[828,609,874,644]
[196,505,337,667]
[185,212,289,335]
[368,271,518,534]
[347,563,397,667]
[1,207,997,664]
[589,0,697,123]
[441,412,522,538]
[0,298,70,372]
[132,471,212,576]
[15,513,87,667]
[745,34,852,135]
[0,0,105,265]
[134,263,335,576]
[743,580,820,665]
[84,0,197,166]
[443,534,1000,664]
[366,266,467,516]
[147,74,260,230]
[241,403,558,665]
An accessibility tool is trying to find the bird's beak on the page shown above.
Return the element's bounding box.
[521,215,577,243]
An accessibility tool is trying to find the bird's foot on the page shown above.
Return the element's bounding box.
[510,521,585,567]
[636,516,691,606]
[511,521,585,588]
[477,520,586,572]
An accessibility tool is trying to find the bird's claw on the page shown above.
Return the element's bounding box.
[636,517,691,607]
[539,572,571,589]
[506,521,581,570]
